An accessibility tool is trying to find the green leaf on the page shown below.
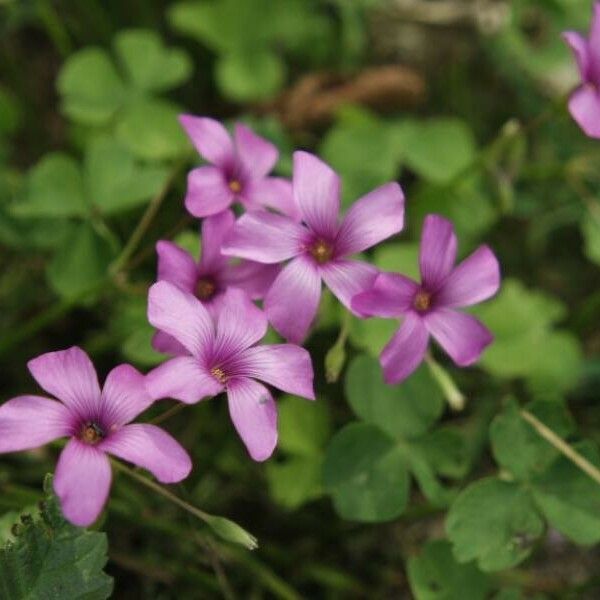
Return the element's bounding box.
[47,222,115,299]
[413,428,469,480]
[168,1,231,52]
[345,355,444,440]
[278,395,330,458]
[407,539,491,600]
[446,477,544,572]
[16,154,88,218]
[531,441,600,545]
[0,86,21,136]
[581,213,600,266]
[114,29,192,93]
[216,49,285,102]
[348,315,398,358]
[490,399,574,480]
[0,476,113,599]
[323,423,409,522]
[57,48,125,125]
[84,135,169,215]
[116,99,189,161]
[401,119,476,183]
[373,242,420,281]
[266,458,323,510]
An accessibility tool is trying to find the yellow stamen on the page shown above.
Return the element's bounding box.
[211,366,228,384]
[229,179,242,194]
[413,291,431,312]
[310,240,333,264]
[80,422,104,445]
[196,278,216,300]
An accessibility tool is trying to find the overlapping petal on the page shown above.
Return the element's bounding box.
[184,166,233,218]
[152,331,188,356]
[179,115,234,168]
[145,356,223,403]
[425,308,493,366]
[0,396,72,452]
[222,261,280,299]
[419,214,457,290]
[234,123,278,180]
[352,272,419,318]
[156,240,197,293]
[265,255,322,344]
[199,209,234,272]
[380,313,429,384]
[227,377,278,462]
[320,259,378,312]
[563,31,591,80]
[568,84,600,139]
[54,439,112,527]
[28,347,101,419]
[243,177,299,219]
[335,182,405,257]
[99,424,192,483]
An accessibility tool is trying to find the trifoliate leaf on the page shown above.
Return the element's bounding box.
[266,458,323,510]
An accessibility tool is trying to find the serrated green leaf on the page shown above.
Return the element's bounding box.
[490,399,574,480]
[531,441,600,545]
[345,355,444,440]
[0,477,113,599]
[323,423,409,522]
[446,477,544,572]
[114,29,193,93]
[407,539,491,600]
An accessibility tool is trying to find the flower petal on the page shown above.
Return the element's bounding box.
[0,396,72,453]
[293,151,340,238]
[380,313,429,384]
[184,166,234,218]
[235,344,315,399]
[265,255,322,344]
[568,84,600,139]
[436,245,500,308]
[352,272,419,318]
[101,364,154,427]
[213,288,268,360]
[99,424,191,484]
[145,356,223,403]
[152,330,188,356]
[419,214,457,291]
[320,259,378,312]
[179,115,235,168]
[227,377,277,462]
[243,177,300,220]
[425,308,493,366]
[221,261,280,299]
[221,209,307,264]
[54,439,112,527]
[28,347,101,419]
[147,281,214,358]
[562,31,591,80]
[156,240,198,293]
[234,123,278,180]
[199,209,234,272]
[335,182,405,256]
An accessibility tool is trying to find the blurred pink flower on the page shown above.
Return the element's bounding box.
[221,151,405,343]
[563,3,600,138]
[179,115,298,218]
[146,283,315,461]
[153,209,279,355]
[352,214,500,384]
[0,347,191,526]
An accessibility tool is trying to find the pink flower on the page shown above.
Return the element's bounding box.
[352,214,500,384]
[221,151,405,343]
[146,282,315,461]
[563,2,600,138]
[179,115,298,218]
[153,209,279,355]
[0,347,191,526]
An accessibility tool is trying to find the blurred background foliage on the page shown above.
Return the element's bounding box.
[1,0,600,598]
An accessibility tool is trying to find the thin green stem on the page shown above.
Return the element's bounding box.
[149,402,187,425]
[521,409,600,486]
[424,353,465,411]
[325,308,352,383]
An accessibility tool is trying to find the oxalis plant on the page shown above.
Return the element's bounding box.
[1,2,600,599]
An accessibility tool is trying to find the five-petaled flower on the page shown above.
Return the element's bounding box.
[221,151,405,343]
[153,209,279,355]
[563,2,600,138]
[179,115,298,218]
[0,347,191,526]
[145,282,315,461]
[352,214,500,384]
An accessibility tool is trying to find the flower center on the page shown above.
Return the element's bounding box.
[310,240,333,264]
[413,290,432,312]
[229,179,242,194]
[196,277,216,300]
[80,422,105,445]
[211,366,228,384]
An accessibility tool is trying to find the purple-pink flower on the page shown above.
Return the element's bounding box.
[146,282,315,461]
[0,347,191,526]
[153,209,279,355]
[352,214,500,384]
[563,2,600,138]
[180,115,298,218]
[221,151,405,343]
